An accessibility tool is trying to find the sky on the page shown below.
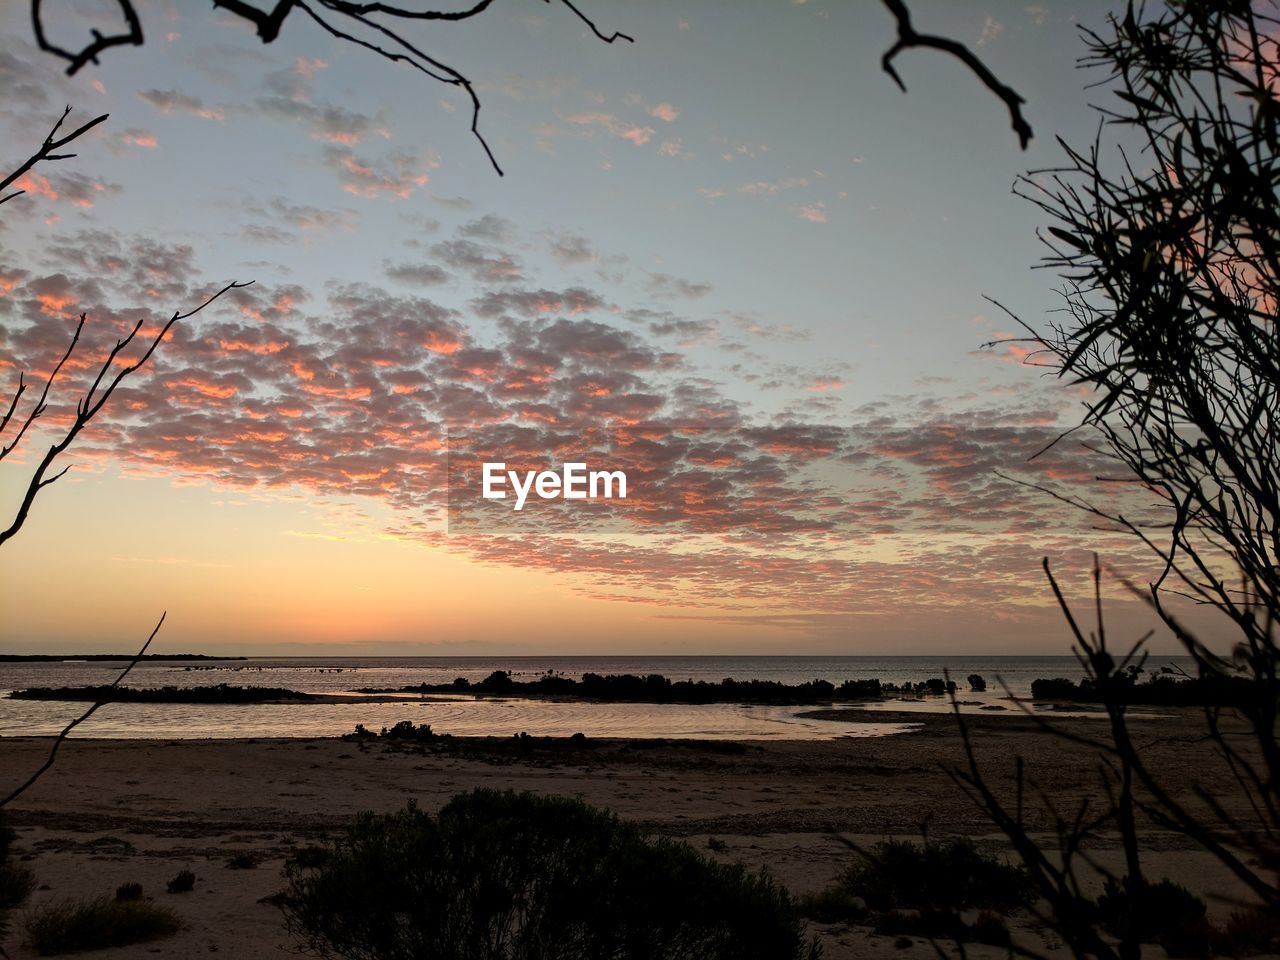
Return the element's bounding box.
[0,0,1212,655]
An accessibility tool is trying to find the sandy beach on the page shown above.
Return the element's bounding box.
[0,708,1261,959]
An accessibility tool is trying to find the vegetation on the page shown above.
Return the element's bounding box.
[8,684,315,704]
[22,896,180,955]
[280,788,819,960]
[798,838,1032,945]
[346,721,438,742]
[0,814,35,944]
[360,670,959,705]
[114,882,143,902]
[1031,671,1260,707]
[955,5,1280,959]
[165,870,195,894]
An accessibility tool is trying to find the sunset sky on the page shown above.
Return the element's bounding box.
[0,1,1199,655]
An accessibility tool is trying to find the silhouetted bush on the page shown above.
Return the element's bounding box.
[1222,907,1280,955]
[226,852,259,869]
[0,814,34,943]
[1095,878,1212,957]
[1031,672,1260,707]
[114,882,143,901]
[796,888,867,924]
[165,869,195,894]
[967,674,986,692]
[281,789,819,960]
[23,896,179,954]
[839,838,1033,913]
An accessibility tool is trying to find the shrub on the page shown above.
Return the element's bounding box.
[226,852,259,869]
[23,897,179,954]
[795,888,867,924]
[165,869,195,894]
[114,882,143,901]
[840,838,1033,913]
[1222,907,1280,955]
[0,813,35,943]
[1095,878,1212,957]
[281,789,819,960]
[966,674,986,692]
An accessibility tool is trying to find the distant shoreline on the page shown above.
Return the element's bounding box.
[0,654,246,662]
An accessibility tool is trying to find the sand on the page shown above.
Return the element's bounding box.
[0,708,1262,958]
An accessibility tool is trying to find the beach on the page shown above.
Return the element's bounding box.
[0,708,1259,959]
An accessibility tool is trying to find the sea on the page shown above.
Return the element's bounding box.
[0,655,1192,741]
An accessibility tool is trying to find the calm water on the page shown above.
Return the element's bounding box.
[0,655,1190,741]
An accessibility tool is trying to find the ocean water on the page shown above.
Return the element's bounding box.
[0,655,1191,741]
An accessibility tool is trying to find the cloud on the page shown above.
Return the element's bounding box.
[791,203,827,223]
[647,272,712,301]
[430,239,523,283]
[119,128,158,149]
[739,177,810,195]
[138,89,225,121]
[385,262,450,287]
[324,146,436,200]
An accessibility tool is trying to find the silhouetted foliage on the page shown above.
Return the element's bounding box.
[967,673,987,692]
[359,671,959,705]
[164,870,195,895]
[799,838,1031,946]
[957,4,1280,959]
[1031,671,1261,706]
[1095,878,1212,958]
[280,789,819,960]
[0,814,35,948]
[22,896,179,955]
[839,838,1034,914]
[113,882,142,902]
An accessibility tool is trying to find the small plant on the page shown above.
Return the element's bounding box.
[23,896,179,954]
[281,789,819,960]
[166,869,196,894]
[114,881,143,901]
[226,852,260,869]
[1095,878,1212,957]
[840,838,1033,913]
[795,888,867,924]
[1,813,35,943]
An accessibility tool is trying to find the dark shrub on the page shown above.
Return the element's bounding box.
[1,813,34,944]
[226,852,259,869]
[966,674,986,692]
[281,789,819,960]
[380,720,434,741]
[1095,878,1212,957]
[1222,907,1280,955]
[840,838,1033,913]
[478,669,513,692]
[165,869,195,894]
[114,882,143,901]
[796,888,867,924]
[23,897,179,954]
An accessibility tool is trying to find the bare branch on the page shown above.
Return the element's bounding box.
[30,0,143,75]
[0,613,165,809]
[879,0,1033,149]
[0,106,109,206]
